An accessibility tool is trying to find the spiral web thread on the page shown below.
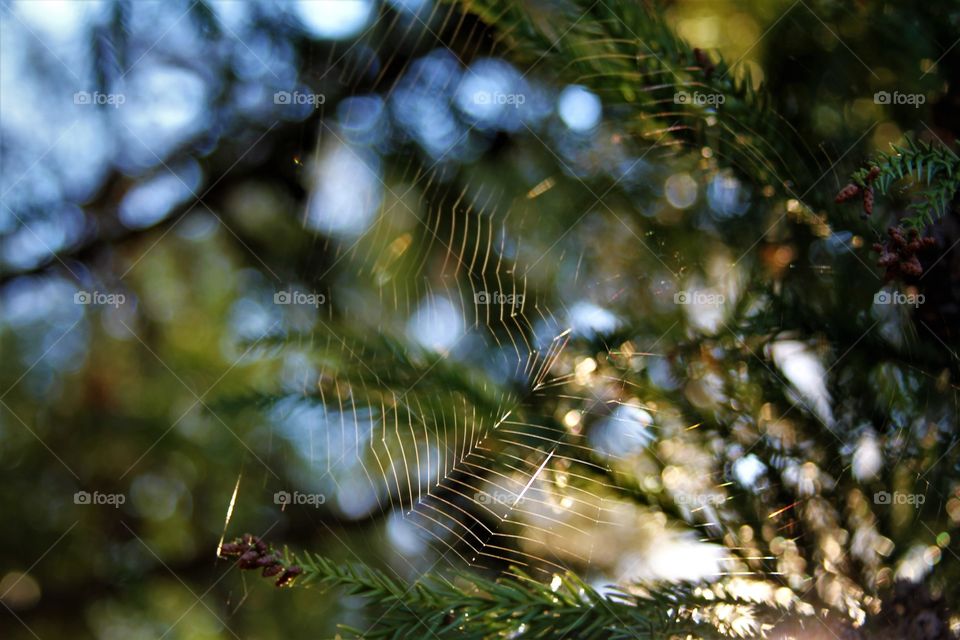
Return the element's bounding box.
[266,0,797,586]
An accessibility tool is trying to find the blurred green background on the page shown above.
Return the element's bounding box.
[1,1,959,638]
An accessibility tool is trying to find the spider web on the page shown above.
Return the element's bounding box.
[259,0,824,593]
[271,175,656,580]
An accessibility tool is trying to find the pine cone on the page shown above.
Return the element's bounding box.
[221,534,304,588]
[239,550,260,568]
[902,254,923,276]
[878,251,899,267]
[275,566,303,587]
[262,564,284,578]
[836,183,861,203]
[871,226,937,280]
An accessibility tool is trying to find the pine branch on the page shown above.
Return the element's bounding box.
[221,535,783,639]
[844,137,960,228]
[450,0,821,203]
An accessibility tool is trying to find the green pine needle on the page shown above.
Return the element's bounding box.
[280,547,786,639]
[853,137,960,228]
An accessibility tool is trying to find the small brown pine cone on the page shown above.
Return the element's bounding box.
[865,166,880,183]
[902,255,923,276]
[262,564,284,578]
[878,252,899,267]
[889,227,906,247]
[275,566,303,587]
[836,183,861,203]
[255,555,278,568]
[239,550,260,568]
[863,186,874,215]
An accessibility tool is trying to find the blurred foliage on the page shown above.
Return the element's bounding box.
[1,0,959,639]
